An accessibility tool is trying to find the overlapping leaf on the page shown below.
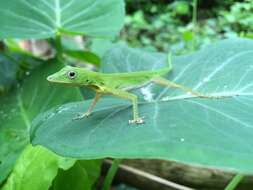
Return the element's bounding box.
[0,60,82,183]
[1,145,75,190]
[0,0,124,39]
[51,160,102,190]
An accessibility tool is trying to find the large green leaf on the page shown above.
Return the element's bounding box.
[30,38,253,173]
[0,60,82,183]
[1,145,75,190]
[0,0,124,39]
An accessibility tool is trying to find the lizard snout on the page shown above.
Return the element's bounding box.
[47,75,53,81]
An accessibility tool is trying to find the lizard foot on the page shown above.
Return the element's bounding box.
[72,112,91,120]
[128,117,145,125]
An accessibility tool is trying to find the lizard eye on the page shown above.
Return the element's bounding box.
[67,71,76,79]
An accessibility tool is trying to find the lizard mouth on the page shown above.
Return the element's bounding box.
[47,76,53,81]
[46,75,60,83]
[46,75,70,84]
[47,75,58,82]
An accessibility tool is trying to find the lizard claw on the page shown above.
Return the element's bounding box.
[72,112,91,120]
[128,117,145,125]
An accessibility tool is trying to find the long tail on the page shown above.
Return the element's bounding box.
[152,77,224,99]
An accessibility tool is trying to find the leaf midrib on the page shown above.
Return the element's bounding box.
[54,0,61,28]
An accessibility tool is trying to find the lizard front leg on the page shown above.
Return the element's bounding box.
[73,92,102,120]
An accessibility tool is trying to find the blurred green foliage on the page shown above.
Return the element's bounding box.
[122,0,253,54]
[219,0,253,38]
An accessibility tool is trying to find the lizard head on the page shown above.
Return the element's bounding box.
[47,66,95,86]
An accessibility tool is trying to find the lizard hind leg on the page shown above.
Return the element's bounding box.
[105,88,144,125]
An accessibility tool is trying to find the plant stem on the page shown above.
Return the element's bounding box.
[102,159,122,190]
[224,174,244,190]
[55,33,64,63]
[192,0,198,51]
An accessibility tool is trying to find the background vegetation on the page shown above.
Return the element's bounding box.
[122,0,253,53]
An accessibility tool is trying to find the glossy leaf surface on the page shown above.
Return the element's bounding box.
[31,39,253,173]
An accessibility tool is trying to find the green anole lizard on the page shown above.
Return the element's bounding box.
[47,54,216,124]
